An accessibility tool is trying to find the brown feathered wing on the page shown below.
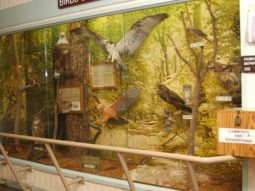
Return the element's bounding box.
[158,84,192,113]
[116,14,168,55]
[111,86,141,113]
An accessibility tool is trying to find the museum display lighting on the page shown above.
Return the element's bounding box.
[0,0,190,35]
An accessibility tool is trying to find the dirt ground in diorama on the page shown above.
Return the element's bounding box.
[6,144,242,191]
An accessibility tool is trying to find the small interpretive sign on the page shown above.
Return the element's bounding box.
[217,109,255,158]
[82,156,100,169]
[90,62,117,90]
[216,96,232,102]
[57,84,84,113]
[242,55,255,73]
[182,115,193,120]
[190,42,206,48]
[58,0,98,9]
[219,128,255,144]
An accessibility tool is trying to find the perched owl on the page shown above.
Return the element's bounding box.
[31,115,45,145]
[183,84,192,106]
[27,66,46,86]
[164,110,173,132]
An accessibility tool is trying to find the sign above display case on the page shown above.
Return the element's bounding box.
[58,0,99,9]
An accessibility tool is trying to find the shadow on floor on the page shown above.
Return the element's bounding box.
[0,185,21,191]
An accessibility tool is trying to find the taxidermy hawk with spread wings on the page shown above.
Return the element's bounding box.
[97,86,140,124]
[81,13,168,70]
[158,84,192,113]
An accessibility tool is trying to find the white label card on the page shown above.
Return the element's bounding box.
[219,128,255,144]
[190,42,206,48]
[216,96,232,102]
[182,115,193,120]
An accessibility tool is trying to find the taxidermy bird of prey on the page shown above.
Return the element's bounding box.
[209,62,241,95]
[53,32,70,77]
[28,66,42,86]
[27,66,51,86]
[31,115,45,144]
[81,13,168,70]
[186,28,210,42]
[164,110,173,132]
[158,84,192,113]
[97,86,141,124]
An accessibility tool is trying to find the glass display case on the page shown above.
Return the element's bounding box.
[0,0,242,190]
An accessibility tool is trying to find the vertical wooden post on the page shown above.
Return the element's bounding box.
[44,143,70,191]
[117,152,136,191]
[0,143,30,191]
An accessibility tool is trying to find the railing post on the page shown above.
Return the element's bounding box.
[117,152,136,191]
[0,143,31,191]
[187,162,200,191]
[44,143,70,191]
[0,133,239,191]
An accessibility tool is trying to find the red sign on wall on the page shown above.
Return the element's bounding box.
[58,0,98,9]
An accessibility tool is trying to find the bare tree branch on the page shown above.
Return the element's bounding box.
[185,3,193,26]
[167,34,196,76]
[205,0,218,62]
[197,47,204,78]
[180,12,199,62]
[200,66,209,80]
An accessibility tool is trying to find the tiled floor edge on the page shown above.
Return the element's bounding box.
[0,155,178,191]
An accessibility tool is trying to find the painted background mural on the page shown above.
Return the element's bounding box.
[0,0,241,190]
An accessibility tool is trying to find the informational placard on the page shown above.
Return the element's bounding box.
[90,62,117,90]
[219,128,255,144]
[58,0,98,9]
[242,55,255,72]
[57,84,84,113]
[82,156,100,169]
[217,109,255,158]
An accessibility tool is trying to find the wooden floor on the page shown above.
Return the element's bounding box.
[0,185,21,191]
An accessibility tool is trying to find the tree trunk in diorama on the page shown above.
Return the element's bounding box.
[167,1,217,189]
[12,34,23,145]
[63,25,90,156]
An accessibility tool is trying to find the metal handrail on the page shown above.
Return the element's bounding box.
[0,133,238,163]
[0,132,239,191]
